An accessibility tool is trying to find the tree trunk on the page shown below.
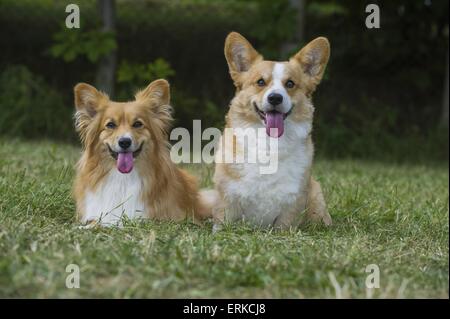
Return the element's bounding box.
[96,0,117,97]
[441,51,449,128]
[281,0,305,57]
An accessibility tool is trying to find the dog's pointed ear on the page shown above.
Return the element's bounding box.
[291,37,330,90]
[136,79,170,106]
[74,83,107,142]
[74,83,105,117]
[224,32,262,84]
[136,79,173,134]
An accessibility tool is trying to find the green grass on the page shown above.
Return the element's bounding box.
[0,138,448,298]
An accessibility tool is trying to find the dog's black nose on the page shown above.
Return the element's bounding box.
[118,137,132,150]
[268,93,283,106]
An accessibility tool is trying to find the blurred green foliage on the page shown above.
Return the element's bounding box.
[50,27,117,63]
[234,0,296,57]
[116,59,175,99]
[117,59,175,84]
[0,0,448,162]
[0,65,73,140]
[308,1,348,16]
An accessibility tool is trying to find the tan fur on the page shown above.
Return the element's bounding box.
[73,80,210,225]
[213,32,332,229]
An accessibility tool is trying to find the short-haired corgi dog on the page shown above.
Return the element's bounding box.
[73,79,211,226]
[213,32,332,230]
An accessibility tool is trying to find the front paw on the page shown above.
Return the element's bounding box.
[78,220,99,229]
[321,212,332,226]
[308,210,332,226]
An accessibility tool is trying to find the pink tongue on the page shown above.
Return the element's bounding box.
[265,111,284,138]
[117,152,134,174]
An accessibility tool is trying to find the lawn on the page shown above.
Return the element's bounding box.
[0,138,448,298]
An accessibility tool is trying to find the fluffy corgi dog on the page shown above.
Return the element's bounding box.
[213,32,332,229]
[73,79,210,226]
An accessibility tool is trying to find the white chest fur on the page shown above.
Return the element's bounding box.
[221,120,313,227]
[82,169,146,226]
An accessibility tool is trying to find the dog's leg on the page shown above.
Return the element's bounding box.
[212,197,245,233]
[212,197,226,234]
[273,194,308,230]
[304,177,332,226]
[212,208,224,234]
[273,215,296,231]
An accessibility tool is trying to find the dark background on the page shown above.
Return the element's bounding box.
[0,0,448,163]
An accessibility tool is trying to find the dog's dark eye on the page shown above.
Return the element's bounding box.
[256,78,266,87]
[106,121,116,129]
[285,80,295,89]
[132,120,143,128]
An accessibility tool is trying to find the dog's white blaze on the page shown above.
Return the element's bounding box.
[82,169,145,226]
[272,63,285,86]
[262,63,292,113]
